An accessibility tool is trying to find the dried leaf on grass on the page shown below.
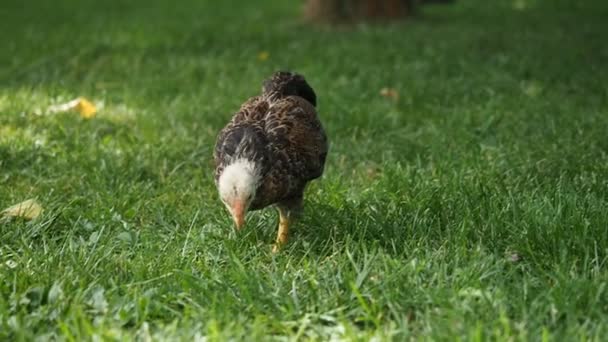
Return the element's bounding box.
[380,87,399,101]
[2,199,43,220]
[257,51,270,61]
[75,98,97,118]
[48,97,97,118]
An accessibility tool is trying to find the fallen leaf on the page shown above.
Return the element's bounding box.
[365,165,381,180]
[48,98,81,113]
[87,286,108,314]
[47,97,97,119]
[380,87,399,101]
[506,250,523,263]
[75,98,97,118]
[47,281,64,304]
[513,0,528,10]
[257,51,270,61]
[2,199,43,220]
[521,81,542,98]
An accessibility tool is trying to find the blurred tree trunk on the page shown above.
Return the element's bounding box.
[304,0,454,23]
[304,0,415,23]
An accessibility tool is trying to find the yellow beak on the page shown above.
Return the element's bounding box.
[230,200,246,230]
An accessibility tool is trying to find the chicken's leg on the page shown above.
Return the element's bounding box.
[272,208,291,253]
[273,198,302,253]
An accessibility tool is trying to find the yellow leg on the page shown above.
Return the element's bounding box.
[272,208,290,253]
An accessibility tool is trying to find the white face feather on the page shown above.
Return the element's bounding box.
[218,158,261,207]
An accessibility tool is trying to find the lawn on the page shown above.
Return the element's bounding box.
[1,0,608,340]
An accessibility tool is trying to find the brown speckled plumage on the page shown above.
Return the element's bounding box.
[214,71,328,228]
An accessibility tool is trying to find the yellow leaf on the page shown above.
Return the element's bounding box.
[47,97,97,118]
[2,199,43,220]
[257,51,270,61]
[75,97,97,119]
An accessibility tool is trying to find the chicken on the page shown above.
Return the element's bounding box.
[214,71,328,251]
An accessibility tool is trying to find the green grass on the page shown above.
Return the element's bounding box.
[1,0,608,340]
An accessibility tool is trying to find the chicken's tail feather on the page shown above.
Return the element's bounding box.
[262,71,317,107]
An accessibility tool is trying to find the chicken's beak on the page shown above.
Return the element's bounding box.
[230,200,246,230]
